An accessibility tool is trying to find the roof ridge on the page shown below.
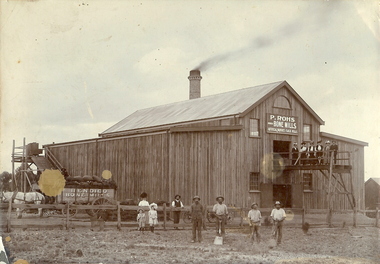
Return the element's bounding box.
[133,80,286,113]
[100,80,287,135]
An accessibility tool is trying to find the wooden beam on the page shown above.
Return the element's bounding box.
[327,154,333,227]
[338,173,354,209]
[170,125,243,133]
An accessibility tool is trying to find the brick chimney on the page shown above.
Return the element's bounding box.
[188,70,202,99]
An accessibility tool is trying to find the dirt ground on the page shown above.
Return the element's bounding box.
[2,223,379,264]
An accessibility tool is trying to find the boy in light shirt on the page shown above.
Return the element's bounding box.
[247,202,261,243]
[270,201,286,245]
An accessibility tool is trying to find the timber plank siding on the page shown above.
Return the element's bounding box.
[44,82,367,209]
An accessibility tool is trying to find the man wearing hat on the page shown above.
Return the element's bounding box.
[315,140,324,164]
[190,195,204,243]
[299,142,307,165]
[270,201,286,245]
[330,140,339,164]
[171,194,184,229]
[324,140,331,164]
[308,141,316,165]
[213,195,228,236]
[291,142,299,165]
[247,202,262,243]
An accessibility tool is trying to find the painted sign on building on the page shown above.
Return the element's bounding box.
[266,114,298,135]
[57,187,115,203]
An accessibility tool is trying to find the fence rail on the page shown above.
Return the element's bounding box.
[1,202,379,232]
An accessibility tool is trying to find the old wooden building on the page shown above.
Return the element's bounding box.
[365,178,380,211]
[44,71,367,209]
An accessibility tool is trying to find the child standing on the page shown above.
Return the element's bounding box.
[247,202,261,243]
[148,203,158,233]
[270,201,286,245]
[137,208,146,232]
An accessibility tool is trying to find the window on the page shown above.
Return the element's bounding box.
[249,119,260,137]
[273,96,291,109]
[249,172,260,191]
[303,173,313,191]
[303,124,311,142]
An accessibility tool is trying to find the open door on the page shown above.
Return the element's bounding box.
[273,140,291,159]
[273,184,292,208]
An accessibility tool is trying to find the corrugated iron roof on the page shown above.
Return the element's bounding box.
[100,81,285,136]
[320,132,368,146]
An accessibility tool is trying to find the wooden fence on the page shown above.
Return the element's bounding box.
[1,202,379,232]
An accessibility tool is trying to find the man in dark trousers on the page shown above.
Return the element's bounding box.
[315,140,324,164]
[291,142,299,165]
[308,141,316,165]
[213,195,228,237]
[190,195,204,243]
[299,142,307,165]
[324,140,331,164]
[330,141,339,164]
[171,194,184,229]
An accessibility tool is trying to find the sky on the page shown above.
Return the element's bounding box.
[1,0,379,180]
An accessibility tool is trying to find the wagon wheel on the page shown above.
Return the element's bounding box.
[91,197,115,217]
[182,211,192,224]
[206,211,217,223]
[85,208,95,217]
[61,203,78,217]
[226,212,234,224]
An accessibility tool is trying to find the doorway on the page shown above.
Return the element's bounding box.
[273,140,291,159]
[273,184,292,208]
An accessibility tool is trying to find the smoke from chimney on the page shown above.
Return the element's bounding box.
[188,70,202,99]
[192,1,340,72]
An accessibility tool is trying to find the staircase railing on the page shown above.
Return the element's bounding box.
[44,147,64,171]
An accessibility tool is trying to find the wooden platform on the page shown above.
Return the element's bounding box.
[273,164,353,173]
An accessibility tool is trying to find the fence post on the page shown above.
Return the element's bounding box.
[163,203,167,231]
[376,208,379,228]
[203,208,207,231]
[327,208,332,227]
[302,207,305,227]
[117,201,121,230]
[66,203,70,230]
[7,199,12,232]
[240,208,243,227]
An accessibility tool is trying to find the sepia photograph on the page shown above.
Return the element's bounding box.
[0,0,379,263]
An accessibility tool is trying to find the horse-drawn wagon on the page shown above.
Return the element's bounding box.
[57,175,117,217]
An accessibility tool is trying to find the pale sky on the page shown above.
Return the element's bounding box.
[1,0,379,180]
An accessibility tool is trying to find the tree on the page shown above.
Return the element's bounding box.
[0,171,13,191]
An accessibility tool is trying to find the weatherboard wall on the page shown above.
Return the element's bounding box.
[45,85,366,209]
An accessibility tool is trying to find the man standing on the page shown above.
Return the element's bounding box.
[190,195,204,243]
[247,202,262,243]
[308,141,316,165]
[213,195,228,237]
[324,140,331,164]
[315,140,324,164]
[171,194,184,229]
[291,142,299,165]
[330,141,339,164]
[270,201,286,246]
[299,142,307,165]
